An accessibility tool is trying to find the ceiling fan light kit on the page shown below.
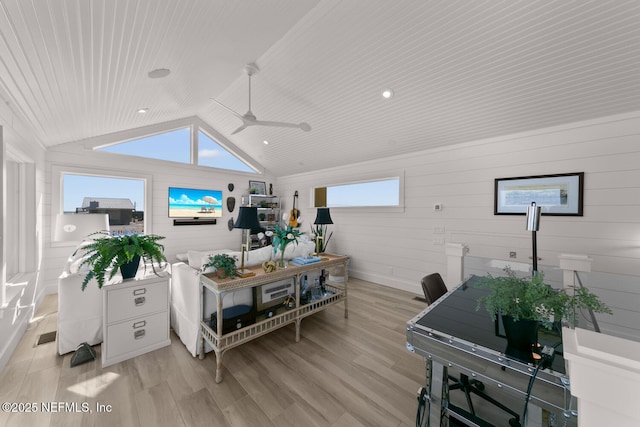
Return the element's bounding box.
[211,63,311,134]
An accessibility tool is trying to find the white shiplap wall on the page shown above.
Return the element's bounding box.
[43,140,276,291]
[276,112,640,297]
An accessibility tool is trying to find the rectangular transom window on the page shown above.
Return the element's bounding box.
[315,177,401,208]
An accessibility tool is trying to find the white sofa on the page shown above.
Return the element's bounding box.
[58,271,103,355]
[57,243,106,355]
[170,239,315,356]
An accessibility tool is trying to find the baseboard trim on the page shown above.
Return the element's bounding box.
[0,277,51,374]
[350,269,421,295]
[0,307,31,374]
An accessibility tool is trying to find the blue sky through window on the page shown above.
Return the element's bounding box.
[63,174,144,213]
[198,131,254,173]
[98,128,191,163]
[326,179,400,207]
[96,126,255,173]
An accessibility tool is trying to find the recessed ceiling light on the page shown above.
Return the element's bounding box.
[148,68,171,79]
[263,140,269,145]
[137,108,149,114]
[382,88,394,99]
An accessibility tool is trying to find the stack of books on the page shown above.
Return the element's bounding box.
[290,256,322,266]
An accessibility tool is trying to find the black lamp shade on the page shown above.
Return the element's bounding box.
[234,206,261,230]
[314,208,333,225]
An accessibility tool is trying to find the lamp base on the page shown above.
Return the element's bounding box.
[236,268,256,278]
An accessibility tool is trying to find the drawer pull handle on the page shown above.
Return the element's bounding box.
[134,296,146,306]
[133,321,146,329]
[134,329,146,340]
[133,288,146,296]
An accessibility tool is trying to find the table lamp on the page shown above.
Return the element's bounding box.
[234,206,261,277]
[313,208,333,254]
[526,202,541,274]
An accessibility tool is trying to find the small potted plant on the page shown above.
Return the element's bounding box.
[76,231,167,290]
[202,253,238,279]
[476,267,612,361]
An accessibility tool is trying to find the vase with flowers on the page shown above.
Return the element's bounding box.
[271,224,303,268]
[476,267,611,362]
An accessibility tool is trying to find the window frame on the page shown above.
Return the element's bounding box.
[2,139,36,307]
[312,172,405,212]
[196,128,257,173]
[96,126,192,165]
[51,165,153,247]
[89,117,260,174]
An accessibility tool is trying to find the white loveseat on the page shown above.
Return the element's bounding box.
[170,239,315,356]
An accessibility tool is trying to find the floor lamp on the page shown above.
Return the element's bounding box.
[313,208,333,254]
[526,202,541,274]
[234,206,261,278]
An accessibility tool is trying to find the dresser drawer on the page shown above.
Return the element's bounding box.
[107,279,168,322]
[105,311,168,359]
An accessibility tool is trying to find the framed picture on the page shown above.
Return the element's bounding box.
[248,180,267,195]
[494,172,584,216]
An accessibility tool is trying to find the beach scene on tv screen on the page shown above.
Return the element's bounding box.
[169,187,223,218]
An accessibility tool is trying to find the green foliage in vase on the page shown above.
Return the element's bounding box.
[310,224,332,253]
[272,224,303,264]
[202,253,238,278]
[476,267,612,329]
[76,231,167,290]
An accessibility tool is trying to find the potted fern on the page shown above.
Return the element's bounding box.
[476,267,611,362]
[75,231,167,290]
[477,267,612,328]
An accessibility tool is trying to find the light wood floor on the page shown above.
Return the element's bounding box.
[0,278,429,427]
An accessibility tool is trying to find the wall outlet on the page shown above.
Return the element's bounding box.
[509,251,517,259]
[434,203,443,211]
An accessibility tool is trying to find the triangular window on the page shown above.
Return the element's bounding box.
[98,128,191,163]
[96,126,255,173]
[197,130,254,173]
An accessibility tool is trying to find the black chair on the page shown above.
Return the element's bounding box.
[421,272,448,304]
[420,273,521,426]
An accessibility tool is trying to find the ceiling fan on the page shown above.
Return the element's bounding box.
[211,63,311,135]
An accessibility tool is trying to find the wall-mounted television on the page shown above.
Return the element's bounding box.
[168,187,223,218]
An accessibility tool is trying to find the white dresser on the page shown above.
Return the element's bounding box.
[102,273,170,367]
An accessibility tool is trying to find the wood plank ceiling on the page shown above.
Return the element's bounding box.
[1,0,639,176]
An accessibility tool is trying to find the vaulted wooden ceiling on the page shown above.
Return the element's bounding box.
[1,0,639,176]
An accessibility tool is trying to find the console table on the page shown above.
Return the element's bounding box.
[199,253,349,383]
[406,276,576,427]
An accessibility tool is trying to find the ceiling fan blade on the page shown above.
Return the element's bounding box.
[210,98,245,121]
[210,64,311,135]
[253,120,312,132]
[231,123,249,135]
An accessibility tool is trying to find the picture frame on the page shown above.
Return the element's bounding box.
[494,172,584,216]
[248,180,267,195]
